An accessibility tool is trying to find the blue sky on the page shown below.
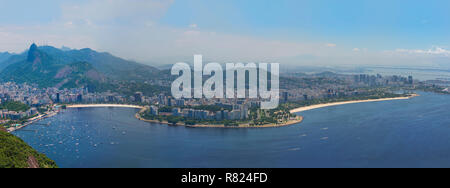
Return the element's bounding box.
[0,0,449,66]
[161,0,450,50]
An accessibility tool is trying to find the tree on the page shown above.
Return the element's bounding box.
[185,120,197,125]
[167,116,182,125]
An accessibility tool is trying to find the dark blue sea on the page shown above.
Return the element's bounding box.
[13,92,450,168]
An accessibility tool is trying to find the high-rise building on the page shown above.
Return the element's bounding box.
[215,111,223,121]
[158,94,165,105]
[56,93,60,103]
[76,94,83,103]
[134,92,143,103]
[150,106,159,115]
[408,76,414,85]
[175,99,185,106]
[167,97,174,106]
[281,92,289,103]
[172,108,181,116]
[107,95,115,102]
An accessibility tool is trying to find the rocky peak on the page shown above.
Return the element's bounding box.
[27,43,40,62]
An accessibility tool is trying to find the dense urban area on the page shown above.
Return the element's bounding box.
[0,44,449,168]
[0,71,448,130]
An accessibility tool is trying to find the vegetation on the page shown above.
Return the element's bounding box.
[190,105,232,112]
[158,106,174,113]
[140,112,252,126]
[413,84,449,94]
[0,101,30,112]
[1,115,39,128]
[0,129,57,168]
[140,105,296,127]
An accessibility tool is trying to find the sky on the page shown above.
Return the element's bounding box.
[0,0,449,67]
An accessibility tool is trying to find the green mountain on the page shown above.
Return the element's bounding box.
[0,53,26,71]
[0,44,170,95]
[0,44,104,88]
[30,45,161,81]
[0,128,57,168]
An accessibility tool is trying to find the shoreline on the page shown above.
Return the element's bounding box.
[67,104,144,109]
[7,111,59,133]
[133,105,304,128]
[187,116,304,128]
[9,94,417,132]
[8,104,144,133]
[290,94,419,113]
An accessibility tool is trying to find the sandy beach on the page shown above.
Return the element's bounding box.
[67,104,144,109]
[290,94,419,113]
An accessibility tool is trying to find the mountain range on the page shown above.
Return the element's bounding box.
[0,52,12,63]
[0,44,170,95]
[0,44,351,96]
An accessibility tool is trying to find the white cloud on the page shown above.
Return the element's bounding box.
[0,24,98,53]
[325,43,337,48]
[0,0,336,65]
[353,48,360,52]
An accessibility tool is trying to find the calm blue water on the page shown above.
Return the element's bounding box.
[13,92,450,168]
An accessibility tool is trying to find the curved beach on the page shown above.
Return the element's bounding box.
[67,104,144,109]
[290,94,418,113]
